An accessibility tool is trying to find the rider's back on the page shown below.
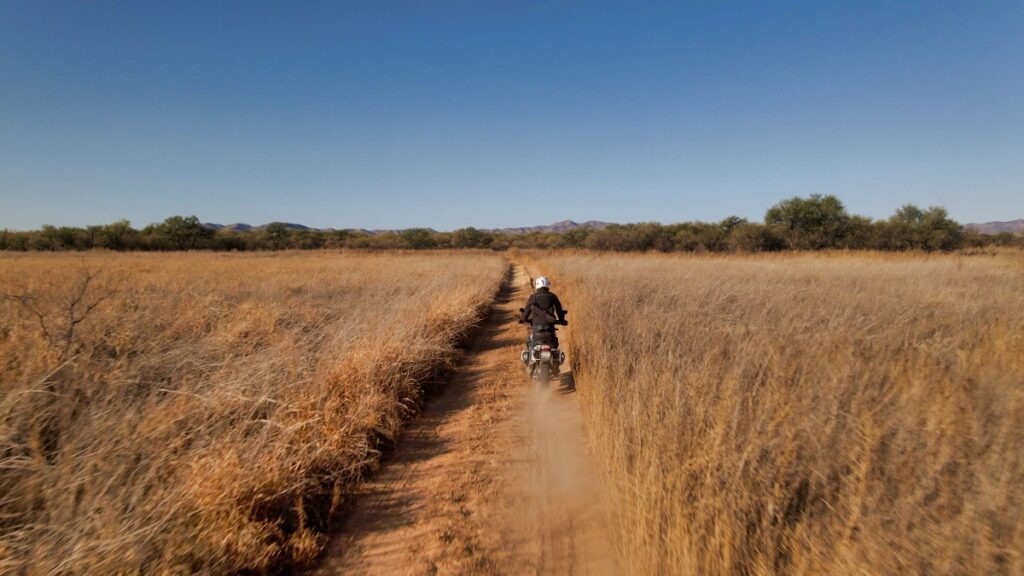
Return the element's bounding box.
[523,288,564,330]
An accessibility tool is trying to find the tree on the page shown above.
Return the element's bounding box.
[400,228,437,249]
[211,230,248,251]
[98,220,137,250]
[31,225,90,250]
[156,216,206,250]
[727,223,784,252]
[765,194,850,249]
[838,215,875,250]
[584,223,666,251]
[1,231,30,251]
[919,207,963,251]
[263,223,292,250]
[365,232,407,249]
[33,226,58,251]
[452,227,489,249]
[294,230,325,249]
[719,216,748,234]
[664,222,726,252]
[886,205,962,251]
[893,204,924,225]
[555,228,591,249]
[324,230,354,248]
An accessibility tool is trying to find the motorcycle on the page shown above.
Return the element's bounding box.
[518,308,568,386]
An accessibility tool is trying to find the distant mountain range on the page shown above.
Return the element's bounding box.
[204,222,321,233]
[483,220,611,235]
[964,220,1024,235]
[202,220,612,235]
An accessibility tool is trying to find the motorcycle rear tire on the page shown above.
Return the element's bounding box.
[537,363,550,386]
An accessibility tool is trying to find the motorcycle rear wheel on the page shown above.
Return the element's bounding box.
[536,363,550,386]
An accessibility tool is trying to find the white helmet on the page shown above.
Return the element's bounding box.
[534,276,551,290]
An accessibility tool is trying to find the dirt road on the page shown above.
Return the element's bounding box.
[311,265,617,575]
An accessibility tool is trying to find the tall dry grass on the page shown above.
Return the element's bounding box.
[531,251,1024,575]
[0,251,505,574]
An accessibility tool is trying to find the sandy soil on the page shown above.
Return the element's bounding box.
[310,265,617,575]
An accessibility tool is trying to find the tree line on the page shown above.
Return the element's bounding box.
[2,196,1020,253]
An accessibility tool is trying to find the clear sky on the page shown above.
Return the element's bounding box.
[1,1,1022,231]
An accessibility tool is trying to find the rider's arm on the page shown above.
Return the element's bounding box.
[552,293,565,322]
[520,294,535,323]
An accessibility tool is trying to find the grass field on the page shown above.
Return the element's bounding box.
[530,250,1024,575]
[0,251,505,574]
[4,249,1022,575]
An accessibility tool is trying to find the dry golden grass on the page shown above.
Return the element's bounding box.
[529,250,1024,575]
[0,251,505,574]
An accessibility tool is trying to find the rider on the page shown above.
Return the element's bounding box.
[520,276,567,361]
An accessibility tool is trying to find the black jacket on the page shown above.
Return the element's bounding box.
[521,287,565,330]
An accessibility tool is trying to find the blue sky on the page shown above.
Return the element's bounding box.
[1,1,1021,230]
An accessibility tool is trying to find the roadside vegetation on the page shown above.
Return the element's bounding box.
[531,251,1024,575]
[3,195,1021,253]
[0,251,505,574]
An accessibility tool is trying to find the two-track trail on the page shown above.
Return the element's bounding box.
[311,265,617,575]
